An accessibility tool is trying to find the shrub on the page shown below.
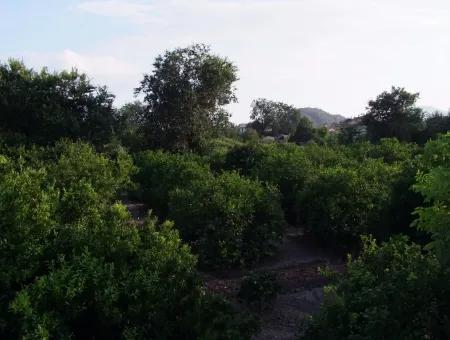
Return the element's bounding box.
[223,143,266,176]
[192,294,261,340]
[134,150,212,217]
[346,138,418,164]
[225,143,312,224]
[238,271,280,310]
[301,135,450,340]
[0,140,135,202]
[48,140,135,200]
[198,137,244,172]
[0,160,254,339]
[169,171,285,268]
[413,132,450,263]
[297,160,400,250]
[300,236,450,340]
[302,143,352,168]
[9,213,201,339]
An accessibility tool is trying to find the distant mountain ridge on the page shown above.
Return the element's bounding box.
[299,107,346,127]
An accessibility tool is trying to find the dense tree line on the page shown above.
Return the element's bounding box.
[0,44,449,339]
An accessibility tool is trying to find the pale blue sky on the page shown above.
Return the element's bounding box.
[1,0,449,122]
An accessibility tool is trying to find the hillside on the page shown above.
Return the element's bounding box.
[299,107,346,127]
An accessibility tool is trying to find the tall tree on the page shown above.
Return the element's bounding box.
[249,98,300,136]
[136,44,238,150]
[362,87,424,142]
[0,59,116,146]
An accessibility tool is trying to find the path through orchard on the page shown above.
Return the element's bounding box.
[124,200,343,340]
[202,228,342,340]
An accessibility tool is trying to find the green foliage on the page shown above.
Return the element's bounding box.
[134,150,212,216]
[362,87,424,142]
[338,120,367,144]
[169,171,285,268]
[297,160,400,249]
[8,212,202,339]
[114,101,147,151]
[0,168,58,297]
[413,132,450,263]
[249,98,300,136]
[136,44,238,150]
[224,143,312,223]
[223,143,267,176]
[238,272,280,310]
[198,137,244,172]
[223,139,421,247]
[290,116,316,144]
[345,138,418,164]
[0,149,254,339]
[417,112,450,144]
[300,236,450,340]
[49,140,135,200]
[290,117,329,145]
[301,134,450,340]
[0,60,116,146]
[134,150,285,268]
[241,127,260,143]
[192,294,261,340]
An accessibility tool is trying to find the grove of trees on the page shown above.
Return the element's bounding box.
[0,44,449,339]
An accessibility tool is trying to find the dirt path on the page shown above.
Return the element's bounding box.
[124,201,342,340]
[203,229,342,340]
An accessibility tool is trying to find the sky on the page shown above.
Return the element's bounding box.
[1,0,449,123]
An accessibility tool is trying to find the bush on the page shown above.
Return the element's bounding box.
[198,137,244,172]
[301,135,450,340]
[134,150,212,217]
[9,213,201,339]
[0,140,135,202]
[300,236,450,340]
[0,158,255,339]
[238,272,281,310]
[345,138,418,164]
[49,140,135,200]
[223,143,266,176]
[192,294,261,340]
[297,160,400,250]
[169,171,285,268]
[413,132,450,263]
[225,143,312,224]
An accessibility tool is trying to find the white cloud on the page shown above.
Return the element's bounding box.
[77,0,155,22]
[61,49,138,76]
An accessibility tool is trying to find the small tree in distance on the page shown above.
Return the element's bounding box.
[362,86,424,142]
[249,98,300,136]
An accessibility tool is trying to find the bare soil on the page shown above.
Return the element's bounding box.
[203,229,343,340]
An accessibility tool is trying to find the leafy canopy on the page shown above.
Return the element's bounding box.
[362,86,424,142]
[0,60,116,146]
[136,44,238,150]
